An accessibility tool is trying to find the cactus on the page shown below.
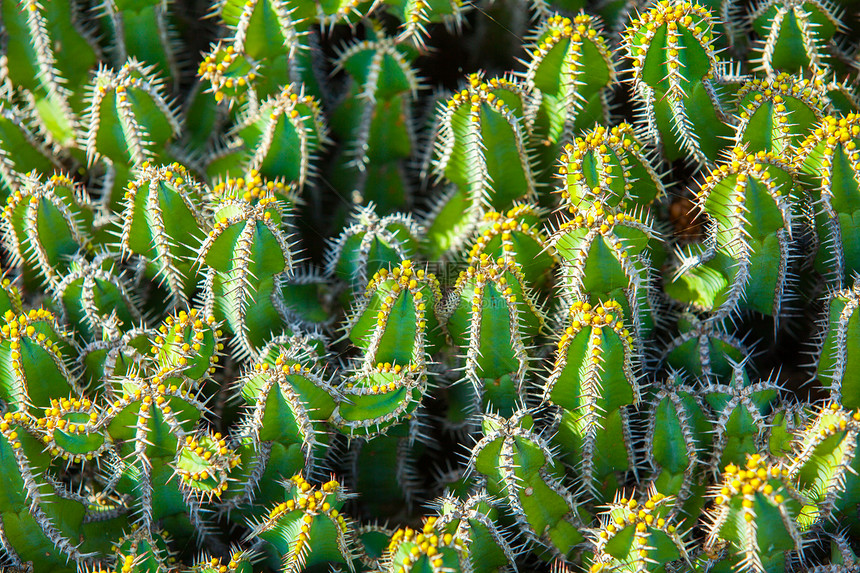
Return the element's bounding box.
[326,204,423,298]
[550,205,661,339]
[119,162,207,308]
[2,171,94,290]
[747,0,847,77]
[524,12,615,149]
[249,474,357,573]
[0,0,99,149]
[642,373,712,521]
[704,454,807,573]
[83,59,183,208]
[469,411,585,560]
[329,32,420,213]
[541,298,642,502]
[1,0,860,571]
[733,73,828,155]
[422,73,538,246]
[814,279,860,409]
[622,1,733,165]
[555,123,664,212]
[586,488,689,573]
[794,112,860,289]
[198,194,296,356]
[670,147,799,325]
[787,402,860,531]
[336,260,441,435]
[445,257,545,416]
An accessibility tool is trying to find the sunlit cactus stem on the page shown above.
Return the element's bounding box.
[794,113,860,289]
[198,195,296,357]
[335,260,442,436]
[424,73,538,220]
[469,411,585,560]
[444,257,545,416]
[668,148,797,325]
[587,488,689,573]
[550,206,661,340]
[524,12,615,150]
[814,280,860,409]
[249,474,357,573]
[541,299,642,503]
[748,0,848,77]
[555,123,663,213]
[119,162,207,309]
[622,1,733,165]
[1,171,94,291]
[787,403,860,531]
[705,454,807,573]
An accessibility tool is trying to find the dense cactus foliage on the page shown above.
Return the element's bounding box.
[3,0,860,572]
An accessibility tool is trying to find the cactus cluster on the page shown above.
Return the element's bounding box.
[2,0,860,572]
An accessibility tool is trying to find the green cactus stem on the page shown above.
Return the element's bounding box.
[2,171,94,291]
[249,474,357,573]
[701,364,781,476]
[53,253,143,343]
[380,0,469,48]
[463,205,557,292]
[429,492,520,573]
[109,527,177,573]
[198,41,262,110]
[225,355,337,517]
[642,374,712,521]
[36,395,109,464]
[423,73,538,218]
[329,32,420,212]
[347,421,424,518]
[555,123,663,212]
[0,101,60,200]
[206,84,329,191]
[622,1,733,165]
[336,260,441,436]
[325,204,423,297]
[586,488,689,573]
[78,325,153,395]
[659,313,751,383]
[469,411,585,560]
[96,0,184,90]
[814,280,860,409]
[0,0,99,148]
[198,194,295,357]
[794,113,860,289]
[524,12,615,148]
[787,402,860,530]
[733,73,828,154]
[119,162,207,309]
[0,409,88,572]
[149,308,221,380]
[704,454,807,573]
[444,257,545,416]
[748,0,847,77]
[669,148,797,323]
[84,59,182,177]
[102,366,220,540]
[550,206,661,340]
[542,298,641,502]
[0,308,78,416]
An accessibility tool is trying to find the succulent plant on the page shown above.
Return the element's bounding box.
[1,0,860,571]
